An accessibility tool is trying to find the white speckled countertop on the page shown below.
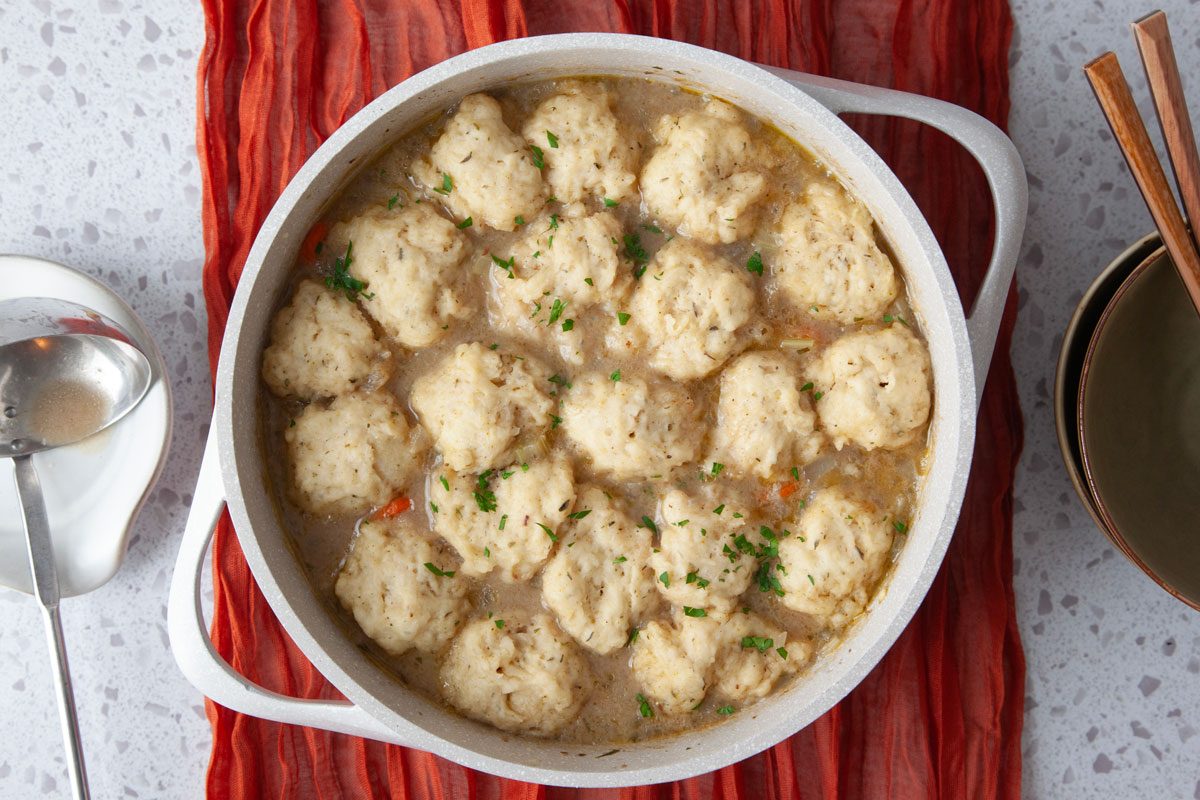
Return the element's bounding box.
[1,1,1198,797]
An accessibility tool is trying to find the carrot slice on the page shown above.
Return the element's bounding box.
[373,496,412,519]
[300,221,328,263]
[779,481,802,500]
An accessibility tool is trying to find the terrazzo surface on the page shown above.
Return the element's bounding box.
[1,1,1197,797]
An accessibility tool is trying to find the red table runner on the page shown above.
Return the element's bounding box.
[199,2,1024,797]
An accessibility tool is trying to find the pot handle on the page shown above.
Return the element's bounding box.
[167,425,400,743]
[762,67,1027,408]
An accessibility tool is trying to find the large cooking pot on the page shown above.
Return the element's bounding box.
[168,34,1025,787]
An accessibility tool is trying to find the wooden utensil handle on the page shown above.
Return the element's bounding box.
[1133,11,1200,245]
[1085,52,1200,316]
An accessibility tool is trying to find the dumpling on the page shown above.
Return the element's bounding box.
[541,486,658,654]
[412,94,546,231]
[777,488,894,627]
[489,212,629,364]
[640,100,768,244]
[410,342,555,472]
[334,518,468,655]
[772,182,898,324]
[627,238,756,381]
[429,456,575,582]
[261,279,388,400]
[285,391,425,515]
[327,204,474,348]
[440,613,590,736]
[709,611,809,703]
[809,325,932,451]
[630,611,722,714]
[631,609,808,716]
[521,81,639,215]
[648,488,756,613]
[560,372,703,480]
[707,351,823,479]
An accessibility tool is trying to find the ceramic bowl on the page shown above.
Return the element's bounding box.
[1077,244,1200,609]
[1055,233,1160,528]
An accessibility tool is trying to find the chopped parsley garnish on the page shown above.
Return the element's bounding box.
[756,561,784,596]
[722,543,738,562]
[434,173,453,195]
[627,627,640,644]
[801,382,814,392]
[613,555,628,564]
[746,251,764,275]
[561,318,574,332]
[551,414,563,428]
[484,546,491,557]
[683,606,707,618]
[717,705,736,716]
[713,504,725,515]
[549,213,560,230]
[537,522,559,542]
[584,277,594,286]
[568,509,592,520]
[617,311,631,326]
[499,515,508,530]
[473,470,497,512]
[491,254,515,278]
[894,520,909,534]
[676,519,689,527]
[642,223,662,234]
[813,391,824,401]
[740,635,775,653]
[548,374,572,389]
[603,197,619,208]
[685,571,711,588]
[387,193,401,210]
[439,475,450,491]
[710,462,725,477]
[514,214,526,226]
[324,241,374,301]
[623,233,649,277]
[776,647,788,659]
[529,144,545,169]
[456,216,473,229]
[610,369,622,382]
[658,571,670,588]
[807,574,816,585]
[547,298,567,325]
[642,516,659,534]
[423,562,455,578]
[636,693,654,718]
[546,130,559,148]
[494,619,505,629]
[791,466,801,481]
[430,501,439,514]
[489,343,500,350]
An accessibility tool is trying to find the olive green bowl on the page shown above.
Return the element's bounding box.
[1076,242,1200,610]
[1055,233,1160,529]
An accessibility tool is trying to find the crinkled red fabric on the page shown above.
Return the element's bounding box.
[198,2,1023,797]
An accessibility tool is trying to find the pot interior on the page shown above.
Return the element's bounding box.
[217,35,972,785]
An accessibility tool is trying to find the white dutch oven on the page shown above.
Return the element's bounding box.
[168,34,1025,787]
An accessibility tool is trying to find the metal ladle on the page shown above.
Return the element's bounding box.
[0,297,153,800]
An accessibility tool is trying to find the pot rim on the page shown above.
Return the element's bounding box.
[212,33,977,786]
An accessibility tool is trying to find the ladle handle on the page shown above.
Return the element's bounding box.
[14,455,90,800]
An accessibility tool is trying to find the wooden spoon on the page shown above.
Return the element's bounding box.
[1085,51,1200,317]
[1132,10,1200,251]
